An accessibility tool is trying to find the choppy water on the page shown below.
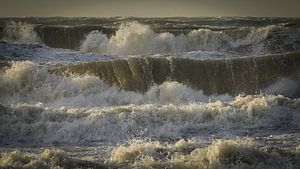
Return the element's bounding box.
[0,17,299,169]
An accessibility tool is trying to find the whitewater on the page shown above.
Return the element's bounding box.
[0,17,299,169]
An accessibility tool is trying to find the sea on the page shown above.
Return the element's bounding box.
[0,17,299,169]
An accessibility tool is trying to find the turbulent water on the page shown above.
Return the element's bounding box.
[0,17,299,169]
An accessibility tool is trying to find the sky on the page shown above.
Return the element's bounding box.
[0,0,299,17]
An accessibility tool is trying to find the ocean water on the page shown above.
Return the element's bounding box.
[0,17,299,169]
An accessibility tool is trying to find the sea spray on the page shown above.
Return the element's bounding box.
[3,21,40,43]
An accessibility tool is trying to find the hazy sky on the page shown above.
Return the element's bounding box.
[0,0,299,17]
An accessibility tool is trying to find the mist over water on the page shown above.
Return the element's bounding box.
[0,17,299,169]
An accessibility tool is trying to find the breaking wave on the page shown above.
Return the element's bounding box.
[1,59,299,106]
[0,61,235,108]
[80,22,278,55]
[2,21,40,43]
[0,61,298,145]
[56,52,300,96]
[0,61,299,145]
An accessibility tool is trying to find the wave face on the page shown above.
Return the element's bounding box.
[0,17,299,169]
[55,52,300,97]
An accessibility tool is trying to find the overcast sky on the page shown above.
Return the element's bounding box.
[0,0,299,17]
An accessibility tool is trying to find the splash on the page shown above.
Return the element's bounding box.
[80,22,277,55]
[3,21,40,43]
